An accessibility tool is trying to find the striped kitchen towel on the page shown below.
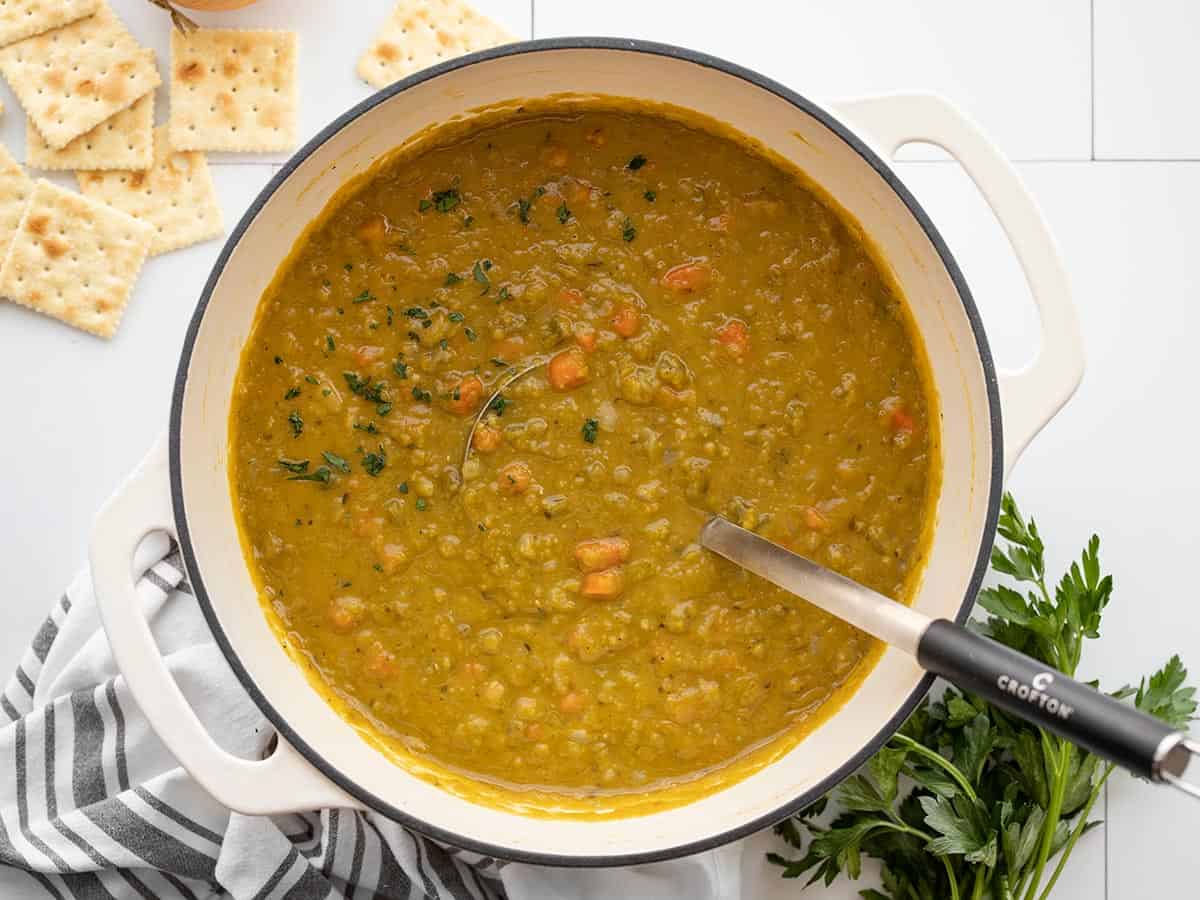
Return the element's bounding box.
[0,531,736,899]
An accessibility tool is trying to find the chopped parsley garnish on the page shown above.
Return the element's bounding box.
[432,188,461,212]
[644,189,657,202]
[439,338,448,351]
[278,458,309,474]
[557,202,571,224]
[488,395,510,416]
[464,326,478,342]
[386,305,394,326]
[415,497,428,512]
[473,259,492,292]
[448,311,465,322]
[516,185,546,224]
[322,451,351,474]
[344,263,354,272]
[398,481,409,494]
[304,375,320,385]
[352,290,375,304]
[284,386,301,400]
[361,446,387,476]
[621,218,637,242]
[377,402,393,416]
[393,359,408,379]
[627,154,647,170]
[496,286,510,302]
[463,215,475,229]
[273,355,283,365]
[418,198,432,212]
[491,357,510,367]
[444,272,462,287]
[353,421,378,434]
[405,307,429,320]
[288,466,332,484]
[325,335,335,352]
[582,417,600,443]
[411,386,432,403]
[288,410,303,437]
[343,372,387,403]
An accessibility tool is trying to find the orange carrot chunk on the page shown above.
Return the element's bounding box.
[611,304,641,338]
[548,347,590,391]
[498,461,532,495]
[580,567,624,600]
[574,537,631,572]
[472,424,503,452]
[447,375,484,416]
[662,261,712,294]
[716,319,750,356]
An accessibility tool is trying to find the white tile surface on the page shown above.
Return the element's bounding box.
[1,1,1197,898]
[533,0,1093,161]
[1095,0,1200,159]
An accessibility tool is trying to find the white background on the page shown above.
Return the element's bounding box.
[2,1,1198,897]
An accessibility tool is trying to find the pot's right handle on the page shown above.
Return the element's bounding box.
[832,93,1084,477]
[90,436,363,815]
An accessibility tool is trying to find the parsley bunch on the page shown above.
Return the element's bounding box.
[769,494,1196,900]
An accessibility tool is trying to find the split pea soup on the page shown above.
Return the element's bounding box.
[229,100,938,811]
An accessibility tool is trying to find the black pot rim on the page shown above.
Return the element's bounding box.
[169,36,1003,868]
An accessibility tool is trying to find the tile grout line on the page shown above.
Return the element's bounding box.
[1091,0,1097,161]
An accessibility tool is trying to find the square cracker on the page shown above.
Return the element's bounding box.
[169,28,297,152]
[0,3,161,150]
[357,0,516,89]
[77,126,224,256]
[0,143,33,257]
[0,0,99,50]
[0,180,154,338]
[27,91,154,171]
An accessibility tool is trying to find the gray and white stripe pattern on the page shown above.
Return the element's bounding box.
[0,532,507,900]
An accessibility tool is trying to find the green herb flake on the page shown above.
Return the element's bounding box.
[627,154,647,170]
[393,359,408,379]
[497,286,510,302]
[353,289,375,304]
[644,189,657,202]
[343,372,387,403]
[557,202,571,224]
[398,481,409,494]
[448,311,465,322]
[343,263,354,272]
[377,402,393,417]
[444,272,463,287]
[284,386,301,400]
[288,410,303,437]
[405,307,429,320]
[386,305,394,326]
[322,451,351,474]
[582,417,599,443]
[326,335,336,353]
[473,259,491,291]
[432,188,461,212]
[415,497,428,512]
[411,386,432,403]
[278,458,309,474]
[353,421,378,434]
[288,466,332,484]
[491,357,510,367]
[439,338,448,351]
[304,375,320,385]
[361,446,387,476]
[489,395,510,416]
[517,197,532,224]
[418,198,433,212]
[273,355,283,365]
[621,218,637,242]
[464,326,478,342]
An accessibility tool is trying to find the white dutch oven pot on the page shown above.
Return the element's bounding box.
[90,40,1083,866]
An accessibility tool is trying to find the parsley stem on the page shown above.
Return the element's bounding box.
[970,866,987,900]
[1022,737,1072,900]
[943,856,962,900]
[891,733,980,804]
[1035,763,1114,900]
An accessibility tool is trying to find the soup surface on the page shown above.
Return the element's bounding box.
[230,101,937,811]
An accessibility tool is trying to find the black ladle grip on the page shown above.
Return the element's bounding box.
[917,619,1173,779]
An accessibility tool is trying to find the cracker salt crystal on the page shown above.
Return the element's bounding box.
[169,28,297,153]
[357,0,517,90]
[77,126,223,256]
[0,179,154,338]
[26,91,155,172]
[0,143,33,258]
[0,0,100,50]
[0,3,160,150]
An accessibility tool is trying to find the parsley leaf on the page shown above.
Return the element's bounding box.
[444,272,462,287]
[473,259,491,292]
[277,458,309,474]
[627,154,647,170]
[433,188,461,212]
[621,218,636,242]
[322,451,351,474]
[284,386,301,400]
[288,466,331,484]
[287,410,303,437]
[582,417,599,443]
[361,446,386,476]
[557,201,571,224]
[352,290,375,304]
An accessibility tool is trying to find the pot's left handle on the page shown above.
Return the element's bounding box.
[832,93,1084,477]
[90,436,362,815]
